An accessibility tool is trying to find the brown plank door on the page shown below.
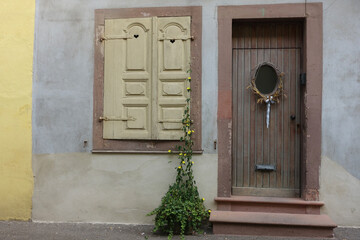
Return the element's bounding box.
[232,21,303,197]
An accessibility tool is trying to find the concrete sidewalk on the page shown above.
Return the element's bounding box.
[0,221,359,240]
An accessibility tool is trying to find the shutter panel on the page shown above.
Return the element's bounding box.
[156,17,191,140]
[103,18,152,139]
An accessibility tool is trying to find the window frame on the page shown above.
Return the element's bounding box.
[93,7,202,153]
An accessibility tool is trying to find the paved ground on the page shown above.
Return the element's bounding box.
[0,221,359,240]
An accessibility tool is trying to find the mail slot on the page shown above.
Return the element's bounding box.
[255,164,276,171]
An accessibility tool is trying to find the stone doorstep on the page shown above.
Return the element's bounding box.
[210,211,336,227]
[210,211,337,238]
[215,196,324,214]
[211,196,337,238]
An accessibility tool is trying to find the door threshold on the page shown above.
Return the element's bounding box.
[216,195,324,205]
[232,187,300,198]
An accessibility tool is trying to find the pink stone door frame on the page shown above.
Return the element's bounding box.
[217,3,323,201]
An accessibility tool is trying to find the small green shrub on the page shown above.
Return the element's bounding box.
[148,76,210,240]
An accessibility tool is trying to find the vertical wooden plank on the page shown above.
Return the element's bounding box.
[275,23,283,189]
[243,25,251,187]
[262,25,271,188]
[249,24,257,188]
[269,23,277,188]
[232,23,241,187]
[289,23,297,189]
[231,25,237,188]
[233,23,241,187]
[294,48,301,190]
[282,23,290,188]
[237,26,245,187]
[255,23,264,188]
[295,23,302,189]
[232,48,238,187]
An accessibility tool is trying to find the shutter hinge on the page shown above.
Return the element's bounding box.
[158,119,182,123]
[158,119,194,123]
[158,35,194,41]
[99,34,131,42]
[99,116,136,122]
[300,73,306,86]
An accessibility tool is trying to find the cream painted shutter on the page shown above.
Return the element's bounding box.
[103,18,152,139]
[155,17,191,140]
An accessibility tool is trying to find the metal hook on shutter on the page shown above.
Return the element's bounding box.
[99,116,136,122]
[158,35,194,41]
[99,34,131,42]
[158,119,182,123]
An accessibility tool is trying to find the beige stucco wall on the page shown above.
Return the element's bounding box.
[32,153,217,224]
[0,0,35,220]
[320,156,360,226]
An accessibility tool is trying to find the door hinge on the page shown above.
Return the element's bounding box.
[300,73,306,86]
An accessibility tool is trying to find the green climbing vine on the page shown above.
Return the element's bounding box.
[148,76,210,240]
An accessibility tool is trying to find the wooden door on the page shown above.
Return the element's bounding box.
[232,21,303,197]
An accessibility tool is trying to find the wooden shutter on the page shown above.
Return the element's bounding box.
[103,16,191,140]
[103,18,152,139]
[155,17,191,140]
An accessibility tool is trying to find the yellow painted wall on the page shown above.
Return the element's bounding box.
[0,0,35,220]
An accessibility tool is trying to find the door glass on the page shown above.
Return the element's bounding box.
[255,64,278,95]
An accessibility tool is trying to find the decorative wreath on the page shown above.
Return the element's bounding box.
[247,62,286,104]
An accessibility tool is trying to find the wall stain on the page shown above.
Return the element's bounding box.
[19,104,30,115]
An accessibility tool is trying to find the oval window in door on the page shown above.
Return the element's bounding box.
[254,64,279,95]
